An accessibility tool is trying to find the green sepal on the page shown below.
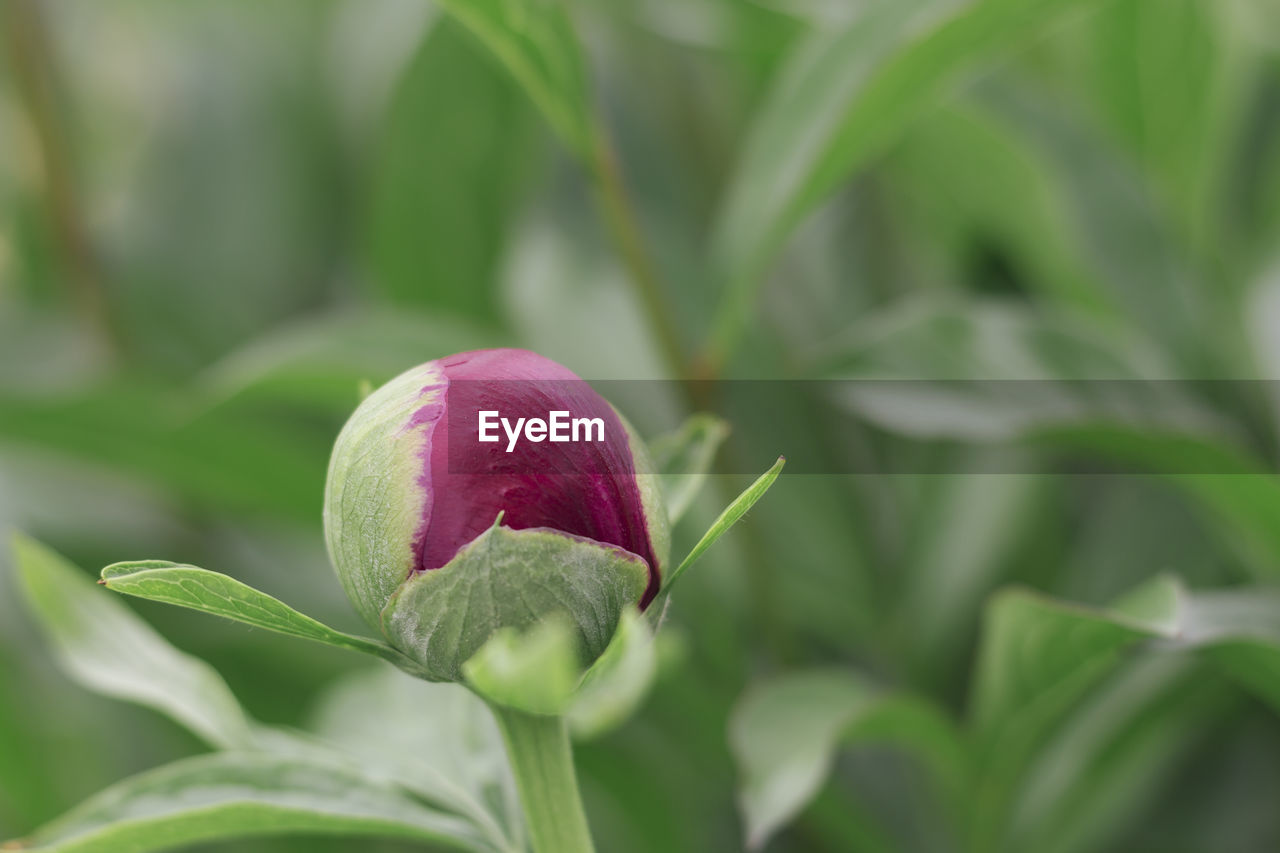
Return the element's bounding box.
[661,455,786,596]
[464,616,582,716]
[567,608,657,738]
[462,607,658,732]
[381,524,650,682]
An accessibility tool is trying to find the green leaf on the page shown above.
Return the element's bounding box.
[464,616,582,715]
[886,102,1107,311]
[0,384,324,522]
[369,19,542,322]
[99,561,424,676]
[730,669,965,850]
[707,0,1108,365]
[1078,0,1238,236]
[435,0,595,155]
[382,524,650,681]
[975,79,1216,368]
[730,579,1280,851]
[198,306,497,413]
[969,579,1177,784]
[648,414,731,524]
[664,456,785,590]
[568,608,658,739]
[10,751,490,853]
[815,298,1280,580]
[1170,587,1280,712]
[891,466,1045,687]
[966,575,1280,847]
[1004,655,1226,853]
[1040,427,1280,579]
[815,298,1207,442]
[8,534,253,749]
[310,665,522,852]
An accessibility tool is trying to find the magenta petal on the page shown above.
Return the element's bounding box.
[411,349,662,607]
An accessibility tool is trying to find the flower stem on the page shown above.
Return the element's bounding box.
[488,704,596,853]
[589,131,689,381]
[3,0,119,358]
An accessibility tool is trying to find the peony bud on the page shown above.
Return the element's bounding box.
[323,348,669,681]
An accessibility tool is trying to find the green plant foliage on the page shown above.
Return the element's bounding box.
[7,0,1280,850]
[309,665,522,849]
[14,752,489,853]
[731,670,965,849]
[662,456,786,590]
[732,576,1280,850]
[435,0,596,154]
[707,0,1110,365]
[9,535,254,750]
[197,307,498,413]
[368,18,542,322]
[7,539,517,852]
[99,560,423,674]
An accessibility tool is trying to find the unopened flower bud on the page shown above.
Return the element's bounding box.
[324,348,669,680]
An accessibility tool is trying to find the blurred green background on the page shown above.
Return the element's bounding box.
[3,0,1280,851]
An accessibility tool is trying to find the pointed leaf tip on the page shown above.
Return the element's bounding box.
[662,455,785,592]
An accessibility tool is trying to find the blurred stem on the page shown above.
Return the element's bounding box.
[488,704,596,853]
[4,0,117,355]
[589,129,694,387]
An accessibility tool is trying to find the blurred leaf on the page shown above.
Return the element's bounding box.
[1173,587,1280,711]
[383,524,649,681]
[436,0,596,154]
[1006,655,1226,853]
[568,608,658,739]
[311,665,521,851]
[976,79,1222,372]
[708,0,1107,365]
[887,103,1105,310]
[814,298,1222,443]
[198,306,497,413]
[84,2,346,372]
[99,561,424,676]
[814,297,1164,382]
[11,751,490,853]
[648,414,731,524]
[815,298,1280,580]
[618,0,805,57]
[663,455,785,590]
[1078,0,1239,235]
[369,18,542,321]
[969,576,1181,843]
[1044,427,1280,579]
[329,0,439,137]
[969,576,1280,846]
[500,216,669,380]
[0,384,325,522]
[464,616,582,716]
[1228,68,1280,268]
[893,466,1044,687]
[729,669,965,850]
[8,534,253,750]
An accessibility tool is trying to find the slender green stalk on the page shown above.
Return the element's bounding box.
[589,131,691,383]
[488,704,595,853]
[3,0,118,356]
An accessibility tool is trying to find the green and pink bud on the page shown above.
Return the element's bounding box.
[323,348,669,681]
